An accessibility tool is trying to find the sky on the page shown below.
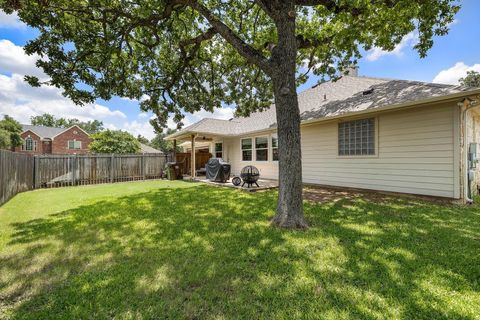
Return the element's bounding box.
[0,1,479,140]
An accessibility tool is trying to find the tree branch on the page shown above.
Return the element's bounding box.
[188,1,272,74]
[296,34,333,49]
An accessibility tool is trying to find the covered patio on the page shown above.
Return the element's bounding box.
[168,129,227,179]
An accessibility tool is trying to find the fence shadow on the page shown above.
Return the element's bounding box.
[1,185,479,319]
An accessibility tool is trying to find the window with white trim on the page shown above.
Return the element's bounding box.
[68,140,82,150]
[338,118,375,156]
[241,138,252,161]
[214,142,223,159]
[255,136,268,161]
[24,137,35,151]
[272,136,278,161]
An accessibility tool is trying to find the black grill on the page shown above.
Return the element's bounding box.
[240,166,260,188]
[206,158,231,182]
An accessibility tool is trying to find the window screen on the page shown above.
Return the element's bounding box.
[338,118,375,156]
[68,140,82,150]
[215,142,223,159]
[255,137,268,161]
[272,136,278,161]
[241,138,252,161]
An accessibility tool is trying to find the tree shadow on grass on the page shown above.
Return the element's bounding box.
[1,185,479,319]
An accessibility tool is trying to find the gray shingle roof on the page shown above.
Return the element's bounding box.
[22,125,66,139]
[169,75,476,139]
[140,143,163,154]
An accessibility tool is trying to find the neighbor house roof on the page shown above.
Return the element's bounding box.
[21,124,90,140]
[167,75,479,140]
[22,125,66,139]
[139,143,163,154]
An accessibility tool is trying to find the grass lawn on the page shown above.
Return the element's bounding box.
[0,180,479,319]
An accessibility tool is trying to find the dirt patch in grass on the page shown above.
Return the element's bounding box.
[303,185,456,205]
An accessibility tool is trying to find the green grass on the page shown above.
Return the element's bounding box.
[0,181,479,319]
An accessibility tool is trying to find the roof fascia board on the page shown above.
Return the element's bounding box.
[21,129,43,139]
[50,125,90,140]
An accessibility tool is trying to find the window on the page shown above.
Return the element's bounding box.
[24,137,35,151]
[241,138,252,161]
[68,140,82,150]
[272,136,279,161]
[215,142,223,159]
[255,137,268,161]
[338,118,375,156]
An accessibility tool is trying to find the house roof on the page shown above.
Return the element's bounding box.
[139,143,163,154]
[21,124,90,139]
[22,125,66,139]
[167,75,479,140]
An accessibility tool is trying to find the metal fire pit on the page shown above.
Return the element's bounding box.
[240,165,260,188]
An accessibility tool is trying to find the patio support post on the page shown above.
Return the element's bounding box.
[173,139,177,162]
[191,135,196,179]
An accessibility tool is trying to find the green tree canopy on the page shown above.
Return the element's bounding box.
[151,128,179,154]
[2,0,459,228]
[30,113,104,134]
[137,135,150,145]
[89,130,141,154]
[459,71,480,88]
[0,115,23,150]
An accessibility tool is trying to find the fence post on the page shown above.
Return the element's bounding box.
[71,155,77,186]
[34,155,39,189]
[110,154,114,183]
[32,155,36,189]
[141,154,146,180]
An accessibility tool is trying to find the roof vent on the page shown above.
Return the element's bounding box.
[362,88,374,95]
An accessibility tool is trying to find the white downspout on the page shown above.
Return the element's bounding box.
[461,98,479,204]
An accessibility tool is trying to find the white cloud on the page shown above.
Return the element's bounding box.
[0,11,26,29]
[0,73,127,123]
[0,39,235,141]
[0,40,128,133]
[366,32,419,62]
[432,62,480,85]
[181,107,235,128]
[0,39,46,78]
[123,120,156,140]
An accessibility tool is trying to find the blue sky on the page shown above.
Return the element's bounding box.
[0,1,479,139]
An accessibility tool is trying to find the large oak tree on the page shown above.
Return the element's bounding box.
[1,0,459,228]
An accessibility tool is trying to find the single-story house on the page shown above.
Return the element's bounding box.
[15,124,92,155]
[166,72,480,202]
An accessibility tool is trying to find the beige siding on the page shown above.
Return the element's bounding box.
[302,103,456,198]
[224,136,279,179]
[222,103,458,198]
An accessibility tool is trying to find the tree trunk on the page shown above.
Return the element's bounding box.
[270,1,307,229]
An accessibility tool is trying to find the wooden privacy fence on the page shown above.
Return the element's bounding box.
[175,152,212,175]
[0,151,170,205]
[0,150,34,205]
[34,153,169,188]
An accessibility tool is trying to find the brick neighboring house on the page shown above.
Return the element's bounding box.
[15,125,92,155]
